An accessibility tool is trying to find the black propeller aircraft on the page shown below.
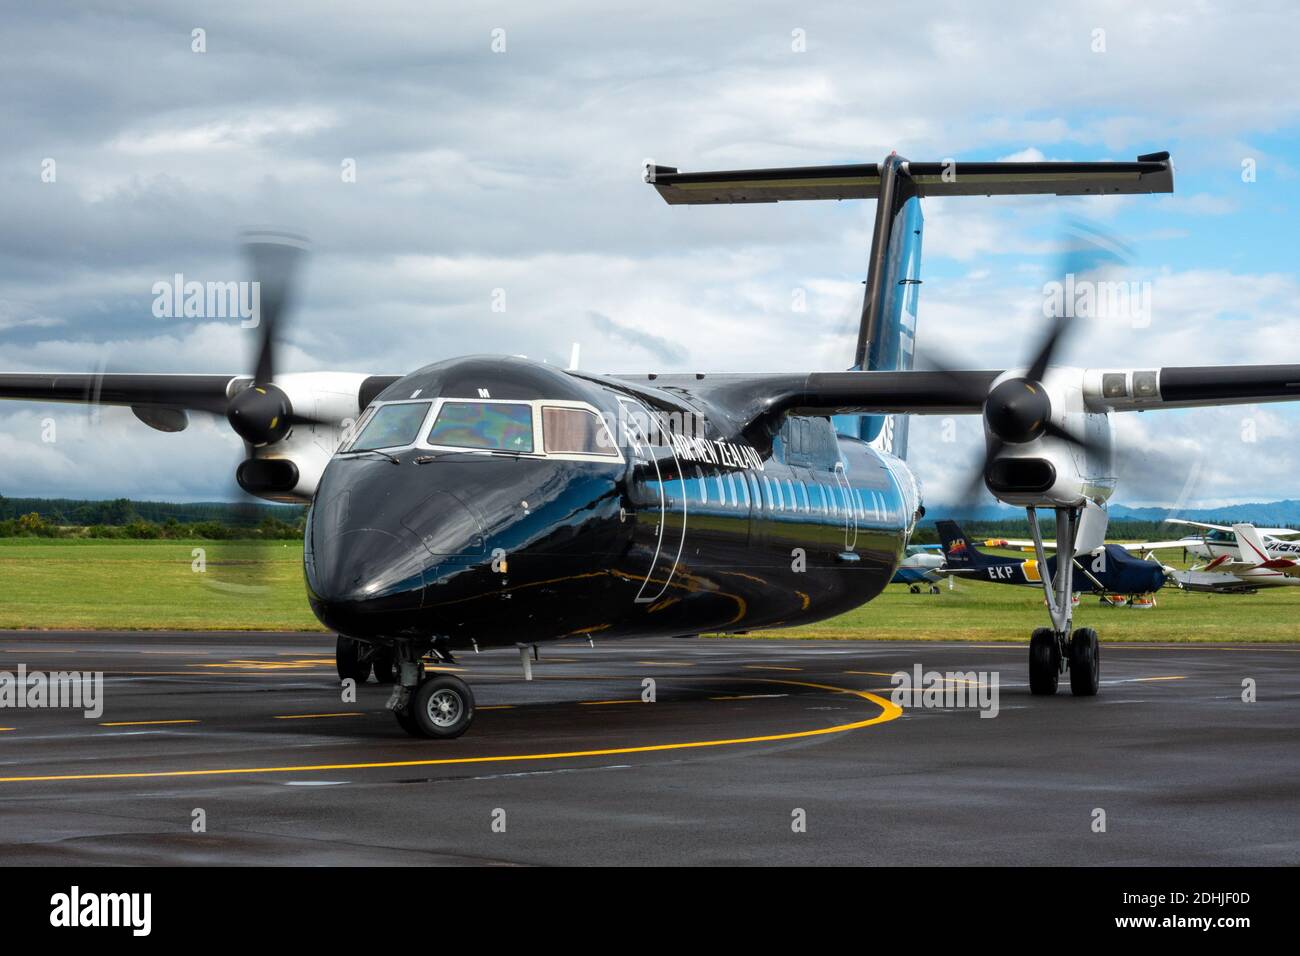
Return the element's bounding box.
[5,150,1300,737]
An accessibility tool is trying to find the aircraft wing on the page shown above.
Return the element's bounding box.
[0,372,244,415]
[989,537,1197,553]
[1164,518,1300,537]
[616,365,1300,429]
[0,371,404,433]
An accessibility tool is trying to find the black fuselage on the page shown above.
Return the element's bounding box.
[305,356,919,649]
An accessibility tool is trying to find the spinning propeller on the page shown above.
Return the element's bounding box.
[225,232,328,446]
[203,232,318,596]
[931,226,1121,509]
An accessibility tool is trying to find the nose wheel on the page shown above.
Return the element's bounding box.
[403,674,475,738]
[384,639,476,738]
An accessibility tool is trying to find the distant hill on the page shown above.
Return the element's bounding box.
[920,498,1300,542]
[931,498,1300,527]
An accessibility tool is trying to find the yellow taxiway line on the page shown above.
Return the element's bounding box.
[98,719,199,727]
[578,699,643,706]
[0,680,901,784]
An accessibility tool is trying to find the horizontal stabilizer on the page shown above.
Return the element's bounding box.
[647,153,1173,205]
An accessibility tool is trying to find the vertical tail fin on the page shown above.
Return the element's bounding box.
[835,154,922,459]
[936,519,990,569]
[1233,523,1273,565]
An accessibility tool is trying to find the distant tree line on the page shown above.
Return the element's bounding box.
[911,518,1212,545]
[0,495,305,540]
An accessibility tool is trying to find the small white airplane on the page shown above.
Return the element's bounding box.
[891,543,948,593]
[1163,518,1300,561]
[1174,523,1300,593]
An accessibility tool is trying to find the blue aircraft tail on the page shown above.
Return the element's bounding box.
[833,158,923,460]
[936,519,998,570]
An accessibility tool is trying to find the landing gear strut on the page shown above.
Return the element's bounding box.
[1025,506,1100,697]
[386,638,475,738]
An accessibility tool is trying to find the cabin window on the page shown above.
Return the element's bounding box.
[695,466,709,505]
[541,406,617,456]
[348,401,430,451]
[429,401,534,453]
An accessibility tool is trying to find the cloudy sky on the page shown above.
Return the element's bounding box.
[3,0,1300,507]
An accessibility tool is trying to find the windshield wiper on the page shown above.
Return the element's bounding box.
[349,448,401,465]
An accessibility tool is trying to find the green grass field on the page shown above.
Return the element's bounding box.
[0,538,1296,641]
[0,538,318,631]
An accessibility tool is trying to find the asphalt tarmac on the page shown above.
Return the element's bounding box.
[0,630,1295,865]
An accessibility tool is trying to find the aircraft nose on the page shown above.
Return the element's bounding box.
[308,527,428,612]
[1148,563,1168,591]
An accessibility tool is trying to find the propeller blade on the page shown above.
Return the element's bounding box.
[242,231,309,385]
[950,435,1003,514]
[286,411,331,427]
[1025,315,1068,384]
[1041,420,1106,457]
[1028,221,1131,381]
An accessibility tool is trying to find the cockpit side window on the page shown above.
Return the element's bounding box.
[542,406,618,457]
[428,401,534,453]
[346,401,430,451]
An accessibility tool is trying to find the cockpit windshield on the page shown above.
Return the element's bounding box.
[337,397,622,462]
[428,401,534,453]
[347,401,430,451]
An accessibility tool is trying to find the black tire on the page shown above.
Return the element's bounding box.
[335,636,372,684]
[1029,627,1060,695]
[407,675,475,739]
[908,584,920,594]
[371,646,397,684]
[1069,627,1101,697]
[393,706,419,735]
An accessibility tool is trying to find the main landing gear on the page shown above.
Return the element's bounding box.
[335,636,396,684]
[1025,506,1100,697]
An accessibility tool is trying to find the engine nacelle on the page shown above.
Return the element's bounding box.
[982,367,1117,509]
[234,372,374,503]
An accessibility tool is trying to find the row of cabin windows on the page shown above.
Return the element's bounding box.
[683,466,892,523]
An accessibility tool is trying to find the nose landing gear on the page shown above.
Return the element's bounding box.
[386,639,476,738]
[1025,506,1101,697]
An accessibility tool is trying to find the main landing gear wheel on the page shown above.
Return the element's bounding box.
[371,645,397,684]
[908,584,921,594]
[1069,626,1100,696]
[335,636,372,683]
[1029,627,1060,695]
[400,674,476,739]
